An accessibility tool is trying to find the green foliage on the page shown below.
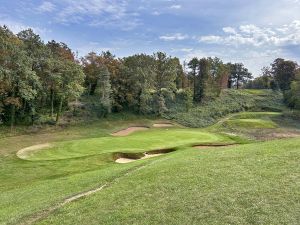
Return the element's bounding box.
[164,89,284,127]
[272,58,298,91]
[228,62,252,89]
[0,26,85,126]
[284,69,300,109]
[1,24,299,130]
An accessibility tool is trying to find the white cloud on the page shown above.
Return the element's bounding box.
[152,11,161,16]
[37,1,56,13]
[223,27,236,34]
[159,33,188,41]
[199,20,300,47]
[199,35,222,43]
[54,0,139,30]
[169,5,182,9]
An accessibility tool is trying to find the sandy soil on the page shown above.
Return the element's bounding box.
[17,143,52,159]
[111,127,149,136]
[115,158,137,163]
[115,153,163,164]
[153,123,174,128]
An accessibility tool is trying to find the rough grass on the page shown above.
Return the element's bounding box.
[37,139,300,225]
[164,89,284,128]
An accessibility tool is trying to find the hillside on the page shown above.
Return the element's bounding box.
[165,89,284,127]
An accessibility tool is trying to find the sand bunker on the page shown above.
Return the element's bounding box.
[116,153,163,163]
[111,126,149,136]
[115,149,174,164]
[17,143,52,159]
[193,144,237,149]
[153,123,174,128]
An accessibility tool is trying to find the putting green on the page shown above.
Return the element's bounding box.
[19,129,236,161]
[225,119,278,129]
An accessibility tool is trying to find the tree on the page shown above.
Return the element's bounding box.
[55,61,84,123]
[82,52,101,95]
[271,58,298,91]
[188,58,199,101]
[228,63,252,89]
[195,58,210,102]
[173,58,187,89]
[207,57,230,96]
[245,67,273,89]
[47,40,75,62]
[0,26,40,129]
[153,52,177,115]
[285,69,300,108]
[120,54,155,113]
[97,66,112,113]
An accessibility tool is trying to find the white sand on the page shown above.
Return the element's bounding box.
[115,153,163,164]
[153,123,174,128]
[17,143,52,159]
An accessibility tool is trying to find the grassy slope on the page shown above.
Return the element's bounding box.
[37,139,300,225]
[165,89,284,127]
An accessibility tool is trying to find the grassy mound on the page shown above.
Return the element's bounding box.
[165,89,284,128]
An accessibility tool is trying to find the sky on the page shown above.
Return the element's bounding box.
[1,0,300,76]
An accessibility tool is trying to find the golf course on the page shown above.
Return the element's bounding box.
[0,89,299,225]
[1,7,300,223]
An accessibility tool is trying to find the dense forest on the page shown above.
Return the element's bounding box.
[0,25,299,128]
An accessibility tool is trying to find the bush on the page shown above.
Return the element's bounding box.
[164,89,284,127]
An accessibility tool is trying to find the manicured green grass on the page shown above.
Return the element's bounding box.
[37,138,300,225]
[0,121,236,225]
[0,110,299,225]
[224,119,278,129]
[242,89,271,95]
[24,129,235,161]
[230,111,282,119]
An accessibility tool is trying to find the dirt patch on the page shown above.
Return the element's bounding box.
[261,131,300,140]
[193,144,237,149]
[17,143,52,159]
[114,149,175,164]
[153,123,174,128]
[111,126,149,136]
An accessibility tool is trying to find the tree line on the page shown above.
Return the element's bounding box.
[246,58,300,108]
[0,25,258,128]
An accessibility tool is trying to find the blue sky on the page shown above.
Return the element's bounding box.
[1,0,300,75]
